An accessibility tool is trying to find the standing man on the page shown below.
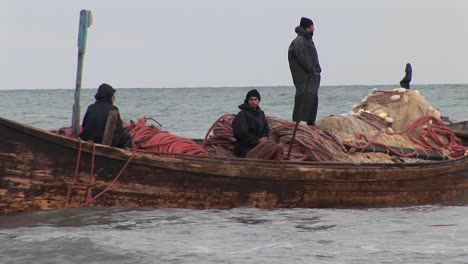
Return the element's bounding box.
[232,89,270,158]
[288,17,322,126]
[80,83,133,148]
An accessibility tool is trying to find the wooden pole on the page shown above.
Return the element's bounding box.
[286,121,300,160]
[71,10,93,137]
[102,111,119,146]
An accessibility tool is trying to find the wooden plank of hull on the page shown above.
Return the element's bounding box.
[1,116,468,214]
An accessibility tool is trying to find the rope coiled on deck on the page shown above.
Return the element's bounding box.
[124,117,208,156]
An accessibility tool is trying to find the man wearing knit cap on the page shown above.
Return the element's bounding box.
[80,83,133,148]
[232,89,270,157]
[288,16,322,126]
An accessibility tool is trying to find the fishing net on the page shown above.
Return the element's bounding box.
[245,140,284,160]
[317,88,466,160]
[352,88,441,132]
[203,114,352,162]
[204,88,467,162]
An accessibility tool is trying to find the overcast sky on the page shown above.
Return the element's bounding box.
[1,0,467,89]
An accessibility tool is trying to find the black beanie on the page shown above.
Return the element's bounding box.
[245,89,261,101]
[300,17,314,28]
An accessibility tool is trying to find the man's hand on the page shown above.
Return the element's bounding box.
[259,137,268,143]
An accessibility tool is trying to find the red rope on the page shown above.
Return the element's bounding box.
[63,139,136,208]
[83,142,96,206]
[346,115,468,158]
[127,117,208,156]
[203,114,234,146]
[84,152,136,205]
[63,139,83,208]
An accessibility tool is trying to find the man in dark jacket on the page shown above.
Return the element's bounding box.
[80,83,133,148]
[232,89,270,158]
[288,17,322,126]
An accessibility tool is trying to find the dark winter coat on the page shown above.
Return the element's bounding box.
[80,85,131,148]
[232,103,270,158]
[288,26,322,124]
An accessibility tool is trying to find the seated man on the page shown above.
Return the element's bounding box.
[80,83,133,148]
[232,89,270,157]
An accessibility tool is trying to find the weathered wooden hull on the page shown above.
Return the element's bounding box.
[1,116,468,214]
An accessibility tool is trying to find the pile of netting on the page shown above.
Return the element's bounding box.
[123,117,208,156]
[316,88,468,162]
[204,88,468,162]
[203,114,352,162]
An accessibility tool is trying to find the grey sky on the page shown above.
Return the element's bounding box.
[1,0,467,89]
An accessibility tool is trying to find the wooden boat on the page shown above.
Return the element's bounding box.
[1,115,468,214]
[446,121,468,146]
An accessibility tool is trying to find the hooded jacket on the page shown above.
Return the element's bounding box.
[232,102,270,157]
[80,84,126,146]
[288,26,322,124]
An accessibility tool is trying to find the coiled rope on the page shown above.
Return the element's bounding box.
[124,117,208,156]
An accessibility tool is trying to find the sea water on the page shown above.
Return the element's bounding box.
[0,85,467,264]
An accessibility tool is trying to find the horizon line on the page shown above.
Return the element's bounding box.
[0,83,466,91]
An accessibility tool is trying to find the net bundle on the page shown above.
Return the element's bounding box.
[317,88,468,161]
[203,114,352,162]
